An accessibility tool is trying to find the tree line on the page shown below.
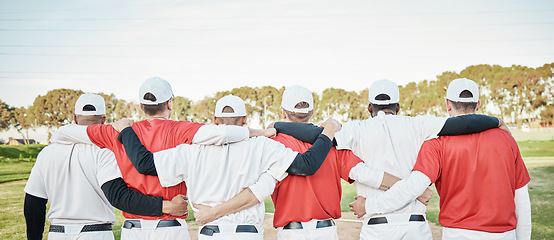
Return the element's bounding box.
[1,63,553,143]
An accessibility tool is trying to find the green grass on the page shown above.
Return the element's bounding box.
[517,140,554,158]
[0,144,45,161]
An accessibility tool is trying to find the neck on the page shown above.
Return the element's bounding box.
[145,115,169,121]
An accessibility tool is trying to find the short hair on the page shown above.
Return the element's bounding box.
[81,104,97,112]
[450,90,478,112]
[74,115,105,125]
[375,94,391,101]
[216,106,244,125]
[370,103,398,113]
[141,93,169,116]
[284,101,312,122]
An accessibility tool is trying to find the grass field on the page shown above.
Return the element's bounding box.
[1,138,553,239]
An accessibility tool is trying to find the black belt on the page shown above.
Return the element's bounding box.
[122,219,182,229]
[200,225,258,236]
[367,214,426,225]
[283,219,336,230]
[49,223,112,233]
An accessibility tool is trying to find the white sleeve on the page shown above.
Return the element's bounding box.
[153,144,195,187]
[192,124,249,145]
[50,124,94,145]
[412,115,448,140]
[514,184,531,240]
[24,156,47,199]
[334,121,361,150]
[365,171,431,216]
[248,172,278,203]
[261,138,298,181]
[96,149,122,186]
[348,162,385,189]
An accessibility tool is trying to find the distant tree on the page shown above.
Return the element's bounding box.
[11,107,33,144]
[0,99,13,131]
[540,104,554,126]
[28,89,84,132]
[172,96,193,121]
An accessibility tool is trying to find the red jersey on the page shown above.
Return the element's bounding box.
[413,128,530,233]
[87,119,203,220]
[270,133,362,227]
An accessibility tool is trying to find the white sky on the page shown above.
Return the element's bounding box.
[1,0,553,108]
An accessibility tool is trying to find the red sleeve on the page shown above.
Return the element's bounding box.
[87,124,120,150]
[413,138,442,183]
[510,139,531,189]
[171,121,204,145]
[338,149,363,183]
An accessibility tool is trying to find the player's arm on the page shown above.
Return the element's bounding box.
[285,118,340,176]
[514,184,532,239]
[273,122,325,144]
[348,162,401,191]
[101,178,187,217]
[437,114,502,136]
[24,193,47,240]
[49,124,95,145]
[193,172,277,225]
[117,126,159,175]
[191,124,252,145]
[351,171,431,218]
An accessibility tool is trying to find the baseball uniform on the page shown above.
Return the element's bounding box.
[117,124,336,240]
[365,128,532,239]
[270,132,389,240]
[49,120,250,240]
[25,143,121,240]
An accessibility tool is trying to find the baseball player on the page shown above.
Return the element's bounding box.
[113,94,341,239]
[24,94,188,240]
[273,80,506,239]
[361,78,532,239]
[49,78,259,240]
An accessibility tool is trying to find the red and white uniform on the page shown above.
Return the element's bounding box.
[50,120,249,240]
[365,128,532,239]
[334,113,447,240]
[270,133,364,240]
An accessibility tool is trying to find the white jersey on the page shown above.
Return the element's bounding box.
[24,143,122,225]
[153,136,298,225]
[334,112,447,216]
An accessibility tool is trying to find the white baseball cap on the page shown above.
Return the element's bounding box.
[368,79,399,105]
[281,85,314,113]
[139,77,174,105]
[446,78,479,102]
[214,95,247,117]
[74,93,106,116]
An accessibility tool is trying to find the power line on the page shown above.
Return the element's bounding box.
[0,8,553,20]
[1,37,553,49]
[0,22,552,32]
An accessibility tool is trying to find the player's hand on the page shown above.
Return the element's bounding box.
[162,194,189,217]
[320,118,341,140]
[320,117,341,132]
[497,117,512,135]
[417,188,433,206]
[193,203,217,225]
[349,195,367,218]
[263,128,277,138]
[111,118,134,132]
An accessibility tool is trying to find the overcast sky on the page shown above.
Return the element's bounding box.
[1,0,553,108]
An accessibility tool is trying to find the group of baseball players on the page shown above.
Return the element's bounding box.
[23,76,531,240]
